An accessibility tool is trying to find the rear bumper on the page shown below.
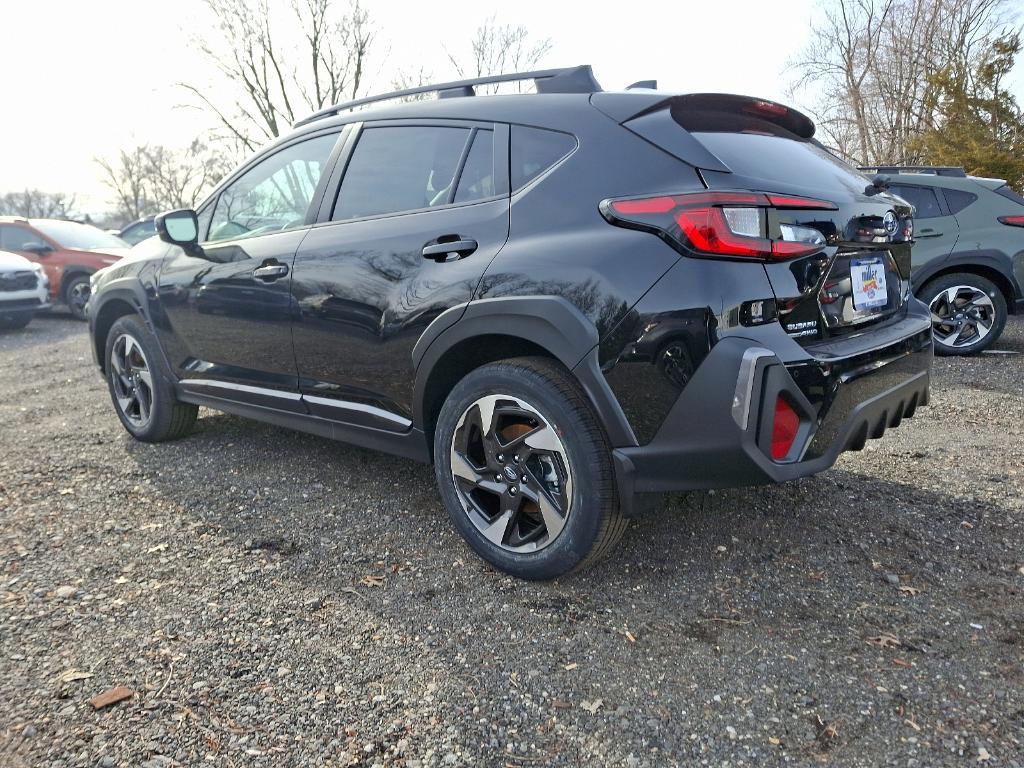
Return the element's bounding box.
[613,304,933,511]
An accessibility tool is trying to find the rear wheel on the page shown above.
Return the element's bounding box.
[920,273,1006,356]
[104,314,197,442]
[434,357,626,580]
[63,274,91,321]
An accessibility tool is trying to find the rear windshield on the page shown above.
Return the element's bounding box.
[692,130,870,195]
[994,184,1024,206]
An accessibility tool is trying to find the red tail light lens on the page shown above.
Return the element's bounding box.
[602,191,835,261]
[997,215,1024,227]
[770,396,800,461]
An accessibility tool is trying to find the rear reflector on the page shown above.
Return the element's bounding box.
[602,191,835,261]
[770,396,800,460]
[997,215,1024,227]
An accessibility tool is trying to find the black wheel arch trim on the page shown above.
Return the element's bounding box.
[911,248,1022,309]
[60,266,97,296]
[412,295,639,448]
[88,279,173,375]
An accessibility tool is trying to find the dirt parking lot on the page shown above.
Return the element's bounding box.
[1,313,1022,767]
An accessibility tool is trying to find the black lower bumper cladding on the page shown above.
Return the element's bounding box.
[613,310,933,513]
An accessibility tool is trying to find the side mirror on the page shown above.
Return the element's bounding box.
[22,242,54,256]
[156,209,199,246]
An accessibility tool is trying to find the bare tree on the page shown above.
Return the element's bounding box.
[182,0,373,153]
[0,190,78,219]
[97,142,231,224]
[789,0,1016,164]
[447,17,552,92]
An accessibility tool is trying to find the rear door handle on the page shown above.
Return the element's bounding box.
[916,228,942,238]
[422,238,478,262]
[253,263,290,281]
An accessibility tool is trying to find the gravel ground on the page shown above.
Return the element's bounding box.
[1,311,1022,767]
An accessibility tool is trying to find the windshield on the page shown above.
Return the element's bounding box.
[33,220,128,250]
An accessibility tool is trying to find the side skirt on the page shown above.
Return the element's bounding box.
[176,388,431,463]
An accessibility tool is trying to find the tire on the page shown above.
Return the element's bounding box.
[0,314,32,330]
[63,274,92,321]
[433,356,627,580]
[104,314,197,442]
[919,273,1006,356]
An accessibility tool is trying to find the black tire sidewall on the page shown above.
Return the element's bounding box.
[104,315,178,441]
[920,273,1006,356]
[434,361,614,580]
[64,275,91,321]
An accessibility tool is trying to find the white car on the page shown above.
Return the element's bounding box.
[0,249,49,330]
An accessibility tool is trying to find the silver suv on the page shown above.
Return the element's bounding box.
[0,250,49,330]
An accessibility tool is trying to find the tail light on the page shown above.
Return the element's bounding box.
[770,396,800,460]
[997,215,1024,227]
[600,191,836,261]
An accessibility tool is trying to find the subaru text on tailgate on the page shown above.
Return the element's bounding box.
[87,66,932,579]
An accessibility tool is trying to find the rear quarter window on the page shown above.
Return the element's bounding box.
[994,185,1024,206]
[511,126,576,192]
[942,188,977,214]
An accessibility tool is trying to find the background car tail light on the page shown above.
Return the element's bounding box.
[997,215,1024,227]
[601,191,836,261]
[770,396,800,460]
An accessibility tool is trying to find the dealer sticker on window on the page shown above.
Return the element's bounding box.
[850,257,888,310]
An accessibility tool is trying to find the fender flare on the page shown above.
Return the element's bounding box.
[59,265,98,298]
[412,295,638,448]
[911,248,1022,303]
[88,278,166,372]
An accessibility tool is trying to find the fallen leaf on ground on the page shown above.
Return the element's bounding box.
[978,746,992,761]
[89,685,134,710]
[564,662,578,671]
[867,633,901,648]
[898,586,922,596]
[580,698,603,714]
[768,736,781,746]
[359,575,384,587]
[624,630,636,643]
[57,670,93,683]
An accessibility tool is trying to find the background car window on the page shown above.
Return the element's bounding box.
[208,132,338,243]
[889,184,943,218]
[31,220,127,249]
[941,188,978,214]
[0,225,48,251]
[333,126,470,220]
[453,129,496,204]
[510,126,577,191]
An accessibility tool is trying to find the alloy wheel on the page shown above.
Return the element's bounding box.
[68,280,90,318]
[928,284,995,350]
[110,334,154,428]
[449,394,573,554]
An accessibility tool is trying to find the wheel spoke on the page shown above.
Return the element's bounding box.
[480,509,514,546]
[451,451,480,483]
[136,383,151,422]
[136,367,153,389]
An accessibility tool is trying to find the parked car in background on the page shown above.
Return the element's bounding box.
[860,166,1024,355]
[0,249,49,330]
[0,218,130,320]
[116,217,156,246]
[88,67,932,579]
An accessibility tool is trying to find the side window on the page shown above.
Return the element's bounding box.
[889,184,943,219]
[510,126,576,191]
[196,203,214,243]
[0,225,46,251]
[942,188,978,215]
[208,132,338,243]
[453,129,496,203]
[333,126,470,221]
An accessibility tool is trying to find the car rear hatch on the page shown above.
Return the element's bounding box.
[597,93,914,345]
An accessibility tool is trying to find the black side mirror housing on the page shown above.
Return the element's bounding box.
[23,242,54,256]
[155,209,199,246]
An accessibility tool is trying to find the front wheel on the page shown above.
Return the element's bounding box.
[64,275,91,321]
[919,273,1006,356]
[433,357,626,580]
[104,314,197,442]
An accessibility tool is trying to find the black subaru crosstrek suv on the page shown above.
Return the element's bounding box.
[88,66,932,580]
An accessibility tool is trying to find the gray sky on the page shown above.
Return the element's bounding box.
[2,0,1022,214]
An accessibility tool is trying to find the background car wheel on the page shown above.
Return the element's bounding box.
[434,356,626,580]
[104,314,197,442]
[63,274,92,321]
[920,273,1006,356]
[0,315,32,331]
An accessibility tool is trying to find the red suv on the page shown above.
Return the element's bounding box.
[0,218,130,319]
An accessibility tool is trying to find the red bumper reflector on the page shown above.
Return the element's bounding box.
[771,396,800,460]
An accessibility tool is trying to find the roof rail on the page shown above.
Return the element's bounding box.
[858,165,967,178]
[294,65,602,128]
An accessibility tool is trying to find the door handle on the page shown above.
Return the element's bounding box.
[422,238,478,262]
[253,263,289,281]
[916,228,942,238]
